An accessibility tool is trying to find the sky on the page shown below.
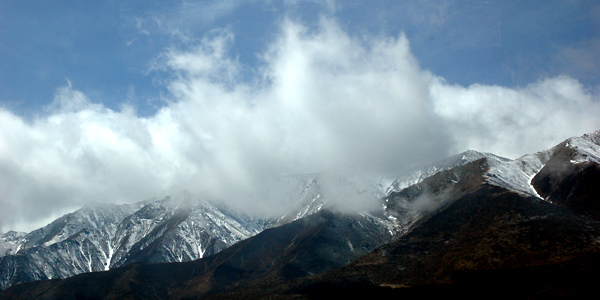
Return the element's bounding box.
[1,0,599,232]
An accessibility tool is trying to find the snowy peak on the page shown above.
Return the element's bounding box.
[106,195,270,267]
[473,131,598,199]
[482,150,552,199]
[386,150,490,194]
[387,131,600,213]
[18,202,143,251]
[0,231,27,257]
[530,131,600,221]
[562,130,600,164]
[0,195,270,290]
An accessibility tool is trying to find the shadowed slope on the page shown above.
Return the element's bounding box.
[214,155,600,299]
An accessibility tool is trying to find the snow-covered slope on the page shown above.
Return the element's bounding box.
[0,231,27,257]
[386,150,490,194]
[275,148,556,238]
[485,131,600,200]
[562,131,600,164]
[483,150,551,198]
[109,196,269,266]
[0,194,269,290]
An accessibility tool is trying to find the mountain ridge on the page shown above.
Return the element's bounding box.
[1,130,599,298]
[0,145,509,290]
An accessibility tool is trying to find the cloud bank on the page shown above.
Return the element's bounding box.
[1,18,599,232]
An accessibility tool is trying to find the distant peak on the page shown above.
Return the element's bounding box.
[81,202,107,209]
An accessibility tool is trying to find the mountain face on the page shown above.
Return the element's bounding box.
[532,132,600,220]
[239,131,600,299]
[332,164,600,285]
[2,130,600,299]
[0,231,27,257]
[0,210,395,300]
[0,146,486,291]
[0,196,269,291]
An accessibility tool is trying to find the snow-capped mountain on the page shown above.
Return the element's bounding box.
[4,131,599,299]
[0,194,269,290]
[2,130,599,293]
[280,146,555,237]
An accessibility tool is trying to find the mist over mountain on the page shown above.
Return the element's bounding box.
[2,130,600,299]
[2,16,599,234]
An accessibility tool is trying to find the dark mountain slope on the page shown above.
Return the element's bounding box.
[0,260,201,300]
[214,155,600,299]
[243,189,600,299]
[532,141,600,221]
[0,210,391,300]
[342,185,600,286]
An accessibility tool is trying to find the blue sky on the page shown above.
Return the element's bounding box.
[1,0,600,232]
[1,1,597,117]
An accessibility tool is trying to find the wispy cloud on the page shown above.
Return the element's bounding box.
[124,0,244,44]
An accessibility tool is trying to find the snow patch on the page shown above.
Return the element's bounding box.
[104,244,113,271]
[347,240,354,251]
[528,174,544,200]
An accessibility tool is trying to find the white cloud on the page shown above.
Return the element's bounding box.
[1,17,599,232]
[432,76,600,158]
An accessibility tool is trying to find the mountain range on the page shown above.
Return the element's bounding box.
[1,130,599,299]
